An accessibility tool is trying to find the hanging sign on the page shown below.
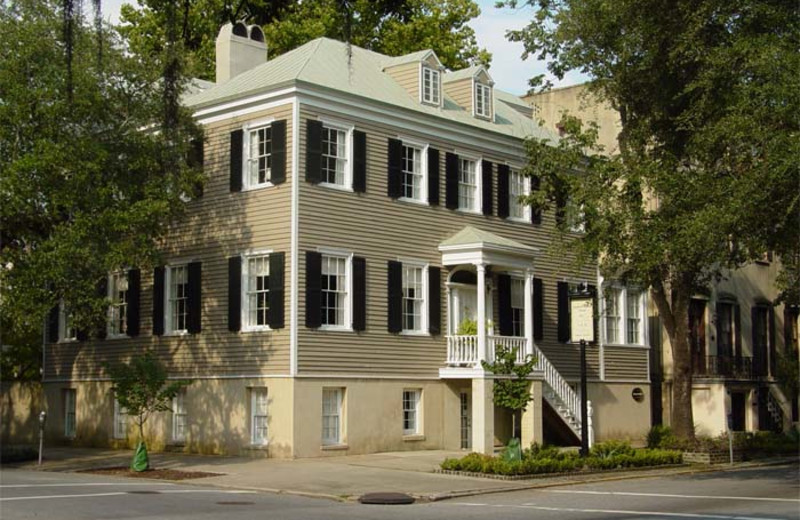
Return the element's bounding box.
[570,297,595,343]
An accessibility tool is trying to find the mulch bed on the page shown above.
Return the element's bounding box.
[79,467,222,480]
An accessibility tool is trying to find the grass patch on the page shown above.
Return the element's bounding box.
[78,467,222,480]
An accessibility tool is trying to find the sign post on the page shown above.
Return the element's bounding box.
[570,286,595,457]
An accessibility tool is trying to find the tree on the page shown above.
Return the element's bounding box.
[106,352,190,470]
[0,0,203,352]
[501,0,799,439]
[481,345,538,442]
[119,0,490,80]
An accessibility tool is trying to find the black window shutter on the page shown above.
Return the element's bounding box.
[533,277,544,341]
[482,160,493,216]
[588,284,598,343]
[531,176,542,225]
[126,269,141,337]
[428,266,441,335]
[95,278,108,339]
[230,129,243,192]
[47,305,60,343]
[497,274,512,336]
[188,138,204,198]
[387,138,403,198]
[228,256,242,332]
[428,148,440,205]
[768,306,776,376]
[353,130,367,193]
[752,306,765,375]
[555,193,567,227]
[269,252,285,329]
[557,281,569,343]
[306,120,323,184]
[445,152,459,210]
[497,164,509,219]
[387,260,402,333]
[271,120,287,185]
[187,262,202,334]
[305,251,322,328]
[352,256,366,331]
[153,267,165,336]
[734,304,742,359]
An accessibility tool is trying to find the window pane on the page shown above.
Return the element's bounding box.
[509,170,527,219]
[458,159,477,210]
[246,255,270,327]
[322,127,346,186]
[109,272,129,336]
[403,390,420,434]
[248,126,272,186]
[402,145,422,200]
[605,289,621,344]
[403,266,424,332]
[322,388,342,445]
[511,278,525,337]
[626,290,641,344]
[169,265,188,332]
[321,256,347,326]
[252,388,268,444]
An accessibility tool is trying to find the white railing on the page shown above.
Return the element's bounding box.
[487,335,529,364]
[529,342,582,425]
[446,335,478,365]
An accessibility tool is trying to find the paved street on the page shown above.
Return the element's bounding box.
[1,464,797,519]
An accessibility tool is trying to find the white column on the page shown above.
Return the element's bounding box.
[476,263,487,364]
[524,269,534,359]
[472,376,495,454]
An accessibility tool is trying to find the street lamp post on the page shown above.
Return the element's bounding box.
[569,282,594,458]
[580,338,588,457]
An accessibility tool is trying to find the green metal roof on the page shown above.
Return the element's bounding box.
[186,37,557,142]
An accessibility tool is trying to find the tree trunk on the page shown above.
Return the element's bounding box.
[652,277,696,440]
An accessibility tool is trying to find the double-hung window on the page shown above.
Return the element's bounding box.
[475,82,492,118]
[113,399,127,440]
[402,389,421,435]
[167,264,189,334]
[64,389,76,438]
[421,66,440,105]
[172,391,187,443]
[626,290,642,344]
[509,169,529,220]
[321,124,349,188]
[251,388,269,445]
[321,255,349,328]
[244,254,270,330]
[458,158,478,212]
[60,303,76,342]
[402,264,426,333]
[604,286,645,346]
[717,302,734,357]
[322,388,344,446]
[401,143,425,202]
[246,123,272,188]
[511,278,525,337]
[604,288,622,344]
[108,272,129,337]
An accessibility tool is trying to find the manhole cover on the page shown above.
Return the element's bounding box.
[359,492,415,505]
[127,490,161,495]
[216,501,255,506]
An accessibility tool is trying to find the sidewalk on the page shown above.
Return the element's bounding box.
[7,446,797,502]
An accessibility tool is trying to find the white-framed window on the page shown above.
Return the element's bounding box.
[64,389,76,438]
[113,399,127,440]
[402,264,427,333]
[458,157,479,212]
[243,253,270,330]
[567,200,586,233]
[626,290,642,344]
[322,387,344,446]
[603,286,645,346]
[509,169,530,220]
[403,389,421,435]
[60,303,76,342]
[321,254,350,329]
[421,66,440,105]
[320,122,352,189]
[511,278,525,337]
[401,142,427,203]
[475,82,492,118]
[245,123,273,189]
[172,391,187,443]
[250,387,269,446]
[166,264,188,334]
[108,272,129,337]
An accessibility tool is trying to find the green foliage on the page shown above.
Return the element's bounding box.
[646,425,680,450]
[500,0,799,439]
[481,344,538,435]
[106,352,190,444]
[590,439,635,459]
[457,318,478,335]
[0,0,203,344]
[775,351,800,399]
[120,0,490,81]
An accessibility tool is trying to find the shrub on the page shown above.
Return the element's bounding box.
[647,425,677,449]
[1,445,38,464]
[591,439,635,459]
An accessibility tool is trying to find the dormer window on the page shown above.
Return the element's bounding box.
[422,66,440,105]
[475,82,492,118]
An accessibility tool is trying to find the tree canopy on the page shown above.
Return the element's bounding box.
[504,0,799,438]
[0,0,202,361]
[119,0,491,80]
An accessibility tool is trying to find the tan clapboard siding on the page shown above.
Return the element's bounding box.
[297,104,602,378]
[444,78,473,114]
[45,104,295,381]
[603,347,649,381]
[384,62,419,101]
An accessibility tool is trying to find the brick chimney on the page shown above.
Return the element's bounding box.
[215,22,267,84]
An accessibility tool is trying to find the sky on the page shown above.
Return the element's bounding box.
[98,0,587,96]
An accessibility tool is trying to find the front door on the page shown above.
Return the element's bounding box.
[731,392,746,431]
[460,390,472,449]
[689,299,707,374]
[452,285,477,334]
